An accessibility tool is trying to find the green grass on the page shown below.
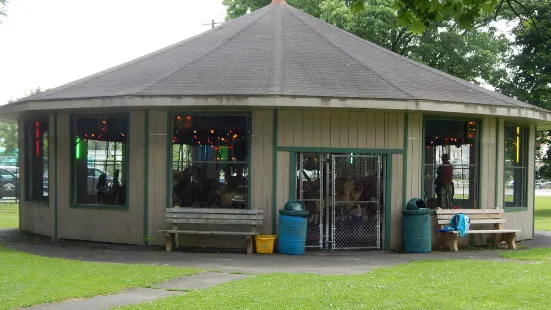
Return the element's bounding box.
[123,260,551,310]
[535,196,551,231]
[0,246,202,309]
[501,248,551,263]
[0,204,18,229]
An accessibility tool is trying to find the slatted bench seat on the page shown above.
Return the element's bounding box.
[160,208,264,254]
[435,209,520,252]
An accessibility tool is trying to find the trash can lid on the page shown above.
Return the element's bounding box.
[279,209,310,217]
[402,208,431,215]
[406,198,428,210]
[284,200,306,212]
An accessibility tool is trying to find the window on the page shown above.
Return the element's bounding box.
[423,119,480,209]
[171,115,249,209]
[26,120,48,201]
[504,125,529,208]
[72,116,128,206]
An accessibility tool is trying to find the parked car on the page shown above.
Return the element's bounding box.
[0,167,18,199]
[43,168,113,196]
[0,166,19,179]
[536,180,551,189]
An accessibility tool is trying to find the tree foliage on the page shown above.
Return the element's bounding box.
[0,88,44,156]
[0,0,7,22]
[223,0,509,85]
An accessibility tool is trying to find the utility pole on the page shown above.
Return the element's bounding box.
[202,19,222,29]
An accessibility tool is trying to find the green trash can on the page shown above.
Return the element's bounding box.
[406,198,427,210]
[402,207,432,253]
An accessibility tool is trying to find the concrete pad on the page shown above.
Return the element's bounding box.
[27,288,182,310]
[153,272,250,290]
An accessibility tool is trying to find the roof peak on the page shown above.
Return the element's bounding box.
[271,0,286,4]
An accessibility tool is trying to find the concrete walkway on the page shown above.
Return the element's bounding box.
[2,228,550,275]
[1,228,550,310]
[28,272,250,310]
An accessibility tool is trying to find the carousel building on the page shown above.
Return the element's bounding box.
[2,0,551,251]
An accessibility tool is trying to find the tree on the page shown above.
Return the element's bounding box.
[0,122,18,156]
[0,88,45,156]
[223,0,509,85]
[0,0,7,23]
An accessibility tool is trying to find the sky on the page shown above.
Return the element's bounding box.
[0,0,227,105]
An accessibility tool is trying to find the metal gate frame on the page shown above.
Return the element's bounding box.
[298,153,324,248]
[331,154,382,250]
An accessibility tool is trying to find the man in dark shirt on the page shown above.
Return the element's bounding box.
[435,154,454,208]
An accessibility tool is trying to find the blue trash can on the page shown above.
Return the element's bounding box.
[278,214,308,255]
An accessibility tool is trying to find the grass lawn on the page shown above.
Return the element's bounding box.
[501,247,551,263]
[0,204,18,229]
[124,259,551,310]
[0,246,202,309]
[535,196,551,231]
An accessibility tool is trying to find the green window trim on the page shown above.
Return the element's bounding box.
[165,111,253,210]
[69,113,130,210]
[503,123,529,209]
[504,206,528,212]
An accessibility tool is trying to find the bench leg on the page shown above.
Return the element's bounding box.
[446,234,459,252]
[504,233,517,250]
[165,233,174,252]
[493,234,502,247]
[246,236,253,254]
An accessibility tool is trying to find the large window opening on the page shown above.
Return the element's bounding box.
[26,120,48,201]
[504,125,529,208]
[171,115,249,209]
[424,119,480,209]
[72,116,127,206]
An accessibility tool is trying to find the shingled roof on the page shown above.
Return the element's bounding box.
[25,1,534,109]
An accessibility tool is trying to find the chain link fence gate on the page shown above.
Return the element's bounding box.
[331,154,382,250]
[297,153,324,248]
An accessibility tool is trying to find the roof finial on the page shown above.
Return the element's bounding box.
[272,0,286,4]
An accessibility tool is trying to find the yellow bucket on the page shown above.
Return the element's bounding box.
[255,235,277,254]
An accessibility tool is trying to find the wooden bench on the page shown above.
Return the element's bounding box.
[160,208,264,254]
[435,209,520,251]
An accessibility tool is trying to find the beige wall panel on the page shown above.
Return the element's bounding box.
[312,111,323,147]
[330,111,340,148]
[302,111,313,148]
[366,112,376,148]
[496,119,505,208]
[293,110,303,147]
[275,151,290,233]
[480,117,497,209]
[406,112,422,202]
[390,154,404,250]
[339,111,349,148]
[357,112,367,148]
[348,112,358,148]
[375,112,385,148]
[321,111,331,147]
[282,109,294,147]
[56,111,144,245]
[147,110,168,246]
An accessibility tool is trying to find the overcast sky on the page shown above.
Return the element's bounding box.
[0,0,227,105]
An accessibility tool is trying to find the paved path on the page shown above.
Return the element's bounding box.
[28,272,249,310]
[1,228,549,310]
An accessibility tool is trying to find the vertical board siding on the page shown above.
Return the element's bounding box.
[57,111,145,245]
[147,110,168,246]
[252,110,274,234]
[496,119,505,209]
[275,151,290,232]
[18,116,55,237]
[480,117,497,209]
[405,112,422,203]
[391,154,404,250]
[277,109,404,150]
